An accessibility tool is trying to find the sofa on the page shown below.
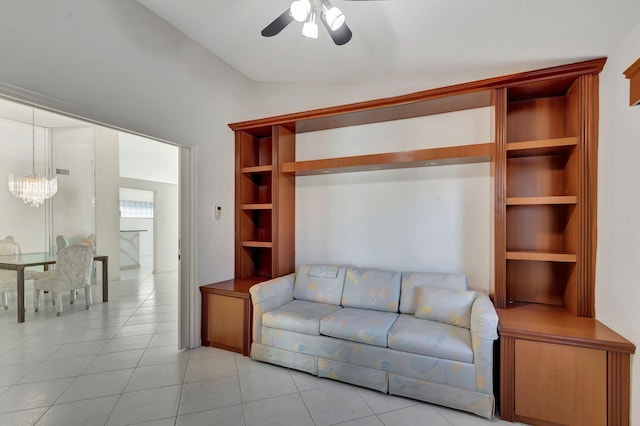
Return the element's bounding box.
[248,264,499,419]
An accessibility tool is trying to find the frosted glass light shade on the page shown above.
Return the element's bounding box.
[302,21,318,38]
[302,10,318,39]
[324,7,345,30]
[290,0,311,22]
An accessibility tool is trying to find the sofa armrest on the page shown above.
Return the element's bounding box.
[249,273,295,345]
[470,291,498,340]
[469,291,499,395]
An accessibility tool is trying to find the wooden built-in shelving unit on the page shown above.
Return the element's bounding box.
[199,58,638,425]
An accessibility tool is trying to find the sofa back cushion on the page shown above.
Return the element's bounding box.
[293,264,346,305]
[399,271,468,314]
[415,286,476,329]
[341,268,401,312]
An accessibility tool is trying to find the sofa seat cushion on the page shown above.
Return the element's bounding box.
[263,300,342,336]
[388,315,473,363]
[320,307,398,347]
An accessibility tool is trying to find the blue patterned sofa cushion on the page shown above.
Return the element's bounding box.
[341,268,401,312]
[388,315,473,363]
[415,287,476,329]
[293,264,346,305]
[400,271,468,314]
[263,300,342,336]
[320,307,399,347]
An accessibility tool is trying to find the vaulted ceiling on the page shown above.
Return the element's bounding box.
[136,0,640,84]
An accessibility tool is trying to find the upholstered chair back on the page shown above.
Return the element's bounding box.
[0,236,21,257]
[54,244,94,291]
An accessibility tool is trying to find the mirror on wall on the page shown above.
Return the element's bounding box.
[0,98,95,254]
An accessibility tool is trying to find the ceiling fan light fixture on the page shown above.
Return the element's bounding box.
[290,0,311,22]
[302,10,318,39]
[321,0,345,31]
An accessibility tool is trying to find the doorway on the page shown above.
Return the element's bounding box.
[119,188,155,271]
[0,96,194,349]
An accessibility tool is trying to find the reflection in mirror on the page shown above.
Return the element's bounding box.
[0,98,94,254]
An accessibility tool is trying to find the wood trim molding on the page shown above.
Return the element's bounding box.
[499,336,516,421]
[623,57,640,106]
[493,88,508,309]
[608,351,631,426]
[577,74,599,318]
[229,59,606,133]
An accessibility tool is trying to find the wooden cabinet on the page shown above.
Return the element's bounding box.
[200,277,267,356]
[514,340,606,425]
[498,304,634,425]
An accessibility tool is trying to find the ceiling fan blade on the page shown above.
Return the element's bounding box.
[261,9,294,37]
[321,15,353,45]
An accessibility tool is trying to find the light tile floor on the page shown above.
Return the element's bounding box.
[0,263,526,425]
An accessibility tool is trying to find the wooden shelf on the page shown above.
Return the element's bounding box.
[242,165,273,174]
[506,196,577,205]
[242,203,273,210]
[242,241,273,248]
[506,137,577,157]
[506,251,577,262]
[282,143,494,176]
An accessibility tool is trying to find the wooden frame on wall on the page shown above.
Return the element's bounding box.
[623,57,640,106]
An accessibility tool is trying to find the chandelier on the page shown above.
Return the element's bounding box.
[7,108,57,207]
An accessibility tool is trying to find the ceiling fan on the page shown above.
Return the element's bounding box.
[262,0,374,46]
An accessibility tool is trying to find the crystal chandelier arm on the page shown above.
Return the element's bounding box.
[31,108,36,174]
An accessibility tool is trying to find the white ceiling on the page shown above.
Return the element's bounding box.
[135,0,640,83]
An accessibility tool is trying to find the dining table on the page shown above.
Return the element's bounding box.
[0,252,108,323]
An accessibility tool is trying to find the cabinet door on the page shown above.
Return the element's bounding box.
[515,340,606,425]
[208,294,246,353]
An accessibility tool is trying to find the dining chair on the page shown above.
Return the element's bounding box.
[0,236,41,310]
[55,235,69,253]
[33,242,94,316]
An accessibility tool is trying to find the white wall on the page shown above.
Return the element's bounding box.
[51,127,95,245]
[94,126,122,281]
[296,108,493,291]
[597,18,640,424]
